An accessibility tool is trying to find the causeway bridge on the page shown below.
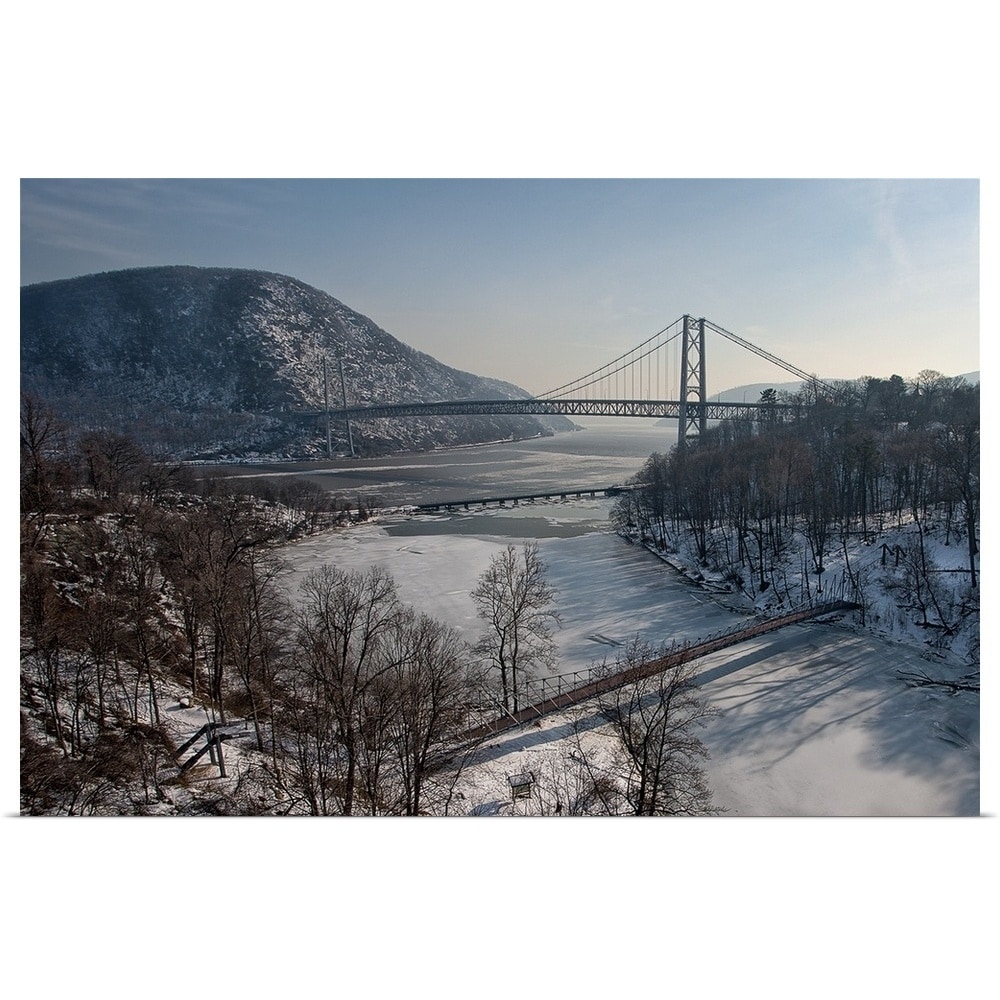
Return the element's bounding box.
[413,485,631,512]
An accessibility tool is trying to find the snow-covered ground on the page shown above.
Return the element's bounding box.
[447,625,978,816]
[278,498,980,816]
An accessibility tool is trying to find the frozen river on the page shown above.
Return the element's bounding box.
[274,422,979,815]
[208,420,675,507]
[268,420,745,674]
[281,496,757,676]
[280,493,979,815]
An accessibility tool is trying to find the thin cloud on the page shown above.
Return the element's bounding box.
[21,185,148,268]
[874,182,915,295]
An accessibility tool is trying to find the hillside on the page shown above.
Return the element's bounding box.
[20,266,575,459]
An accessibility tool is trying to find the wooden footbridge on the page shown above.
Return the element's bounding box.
[457,599,860,744]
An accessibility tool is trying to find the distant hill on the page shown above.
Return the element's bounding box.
[20,266,575,459]
[704,380,808,404]
[708,371,979,403]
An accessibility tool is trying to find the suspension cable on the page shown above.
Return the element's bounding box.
[538,315,838,401]
[538,316,686,398]
[541,325,685,399]
[703,319,838,396]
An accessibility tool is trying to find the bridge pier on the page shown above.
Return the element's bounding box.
[413,485,622,513]
[678,314,707,448]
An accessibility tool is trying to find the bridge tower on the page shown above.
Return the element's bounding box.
[677,315,707,447]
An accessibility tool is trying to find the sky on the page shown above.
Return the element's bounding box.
[19,177,979,397]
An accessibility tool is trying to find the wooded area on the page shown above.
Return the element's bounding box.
[612,373,979,639]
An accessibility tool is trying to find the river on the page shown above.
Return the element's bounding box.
[204,419,676,508]
[272,419,746,668]
[263,419,977,814]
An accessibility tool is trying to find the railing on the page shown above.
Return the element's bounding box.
[456,598,861,744]
[288,398,807,422]
[522,668,596,705]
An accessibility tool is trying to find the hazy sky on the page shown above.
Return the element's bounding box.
[20,178,979,397]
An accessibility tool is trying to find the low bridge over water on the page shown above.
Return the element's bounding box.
[414,484,630,512]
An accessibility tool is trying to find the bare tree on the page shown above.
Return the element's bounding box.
[278,580,472,816]
[596,639,718,816]
[290,564,401,815]
[21,554,71,756]
[227,547,289,757]
[77,430,147,503]
[180,496,282,723]
[389,610,471,815]
[20,392,71,550]
[471,542,560,714]
[353,663,401,814]
[156,513,210,700]
[933,388,979,587]
[889,520,960,636]
[110,503,169,727]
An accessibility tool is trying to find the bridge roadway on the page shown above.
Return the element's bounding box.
[287,397,805,422]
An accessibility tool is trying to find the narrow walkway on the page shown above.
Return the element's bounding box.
[457,600,860,743]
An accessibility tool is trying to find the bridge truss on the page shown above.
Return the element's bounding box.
[323,396,805,423]
[534,314,833,445]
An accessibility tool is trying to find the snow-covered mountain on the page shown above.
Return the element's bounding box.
[20,266,575,459]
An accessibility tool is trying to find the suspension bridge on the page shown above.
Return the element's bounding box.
[309,315,835,449]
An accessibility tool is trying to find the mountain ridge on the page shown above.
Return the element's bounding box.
[20,265,576,459]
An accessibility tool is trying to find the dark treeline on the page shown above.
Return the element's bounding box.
[612,372,979,639]
[20,393,479,815]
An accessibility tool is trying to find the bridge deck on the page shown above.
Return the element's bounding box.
[285,397,805,422]
[455,600,860,745]
[414,485,629,511]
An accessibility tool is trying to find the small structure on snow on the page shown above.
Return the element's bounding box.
[507,771,535,800]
